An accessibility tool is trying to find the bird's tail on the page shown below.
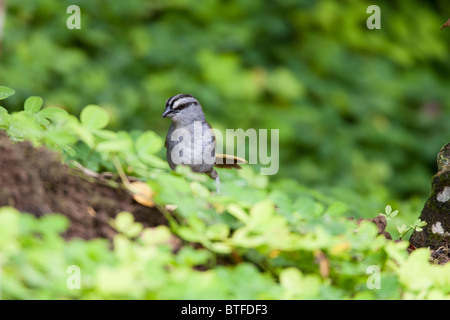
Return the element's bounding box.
[214,153,247,169]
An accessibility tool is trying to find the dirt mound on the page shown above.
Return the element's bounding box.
[1,132,448,264]
[0,132,167,240]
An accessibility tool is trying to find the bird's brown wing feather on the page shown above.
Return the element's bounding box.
[214,153,247,169]
[206,122,247,169]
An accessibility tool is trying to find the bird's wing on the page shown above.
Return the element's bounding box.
[214,153,247,169]
[205,122,246,169]
[164,123,174,148]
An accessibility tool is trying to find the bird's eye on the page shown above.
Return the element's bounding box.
[176,103,189,111]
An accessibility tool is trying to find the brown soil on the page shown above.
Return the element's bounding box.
[0,132,448,264]
[0,132,167,240]
[351,215,392,240]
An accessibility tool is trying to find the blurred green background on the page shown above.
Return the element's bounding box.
[1,0,449,216]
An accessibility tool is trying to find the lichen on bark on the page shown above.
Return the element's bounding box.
[410,143,450,249]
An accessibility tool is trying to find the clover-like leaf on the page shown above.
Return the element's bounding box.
[111,211,143,238]
[0,86,15,100]
[385,205,392,215]
[206,223,230,241]
[0,106,11,127]
[80,104,109,129]
[24,96,44,113]
[39,107,69,121]
[136,130,164,155]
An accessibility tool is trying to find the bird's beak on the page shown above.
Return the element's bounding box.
[162,108,175,118]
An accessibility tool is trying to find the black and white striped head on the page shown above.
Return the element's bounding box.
[162,94,204,122]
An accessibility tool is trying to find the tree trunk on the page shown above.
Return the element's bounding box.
[410,143,450,249]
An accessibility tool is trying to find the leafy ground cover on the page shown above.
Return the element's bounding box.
[0,87,449,299]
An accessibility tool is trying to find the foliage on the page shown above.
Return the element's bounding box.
[1,205,449,299]
[0,88,449,299]
[1,0,449,213]
[1,0,450,300]
[380,205,427,240]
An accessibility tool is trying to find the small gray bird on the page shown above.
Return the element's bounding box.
[162,94,246,192]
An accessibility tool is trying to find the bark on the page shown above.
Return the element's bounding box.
[410,143,450,249]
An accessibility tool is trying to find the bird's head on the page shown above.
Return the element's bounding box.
[162,94,205,124]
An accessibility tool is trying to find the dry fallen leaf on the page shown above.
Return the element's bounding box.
[314,250,330,279]
[129,181,154,207]
[165,204,178,211]
[87,206,97,217]
[330,241,351,255]
[269,249,280,259]
[440,18,450,30]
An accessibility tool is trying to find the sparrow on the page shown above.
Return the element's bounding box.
[162,94,246,192]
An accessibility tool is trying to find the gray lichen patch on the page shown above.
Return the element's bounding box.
[436,186,450,203]
[432,222,444,235]
[437,143,450,172]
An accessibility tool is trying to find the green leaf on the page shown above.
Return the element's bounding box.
[92,129,118,140]
[385,205,392,215]
[96,136,133,153]
[44,128,78,146]
[175,247,211,266]
[177,226,206,243]
[206,223,230,240]
[24,96,44,113]
[33,112,51,128]
[71,122,95,148]
[279,267,321,299]
[294,196,323,217]
[232,227,265,247]
[39,107,69,121]
[397,224,407,236]
[280,268,303,291]
[187,214,206,232]
[38,214,69,234]
[112,211,143,238]
[226,204,249,223]
[0,207,20,253]
[97,266,135,294]
[136,131,164,155]
[414,219,426,227]
[324,201,348,216]
[138,153,168,169]
[190,181,210,197]
[80,104,109,129]
[249,200,274,224]
[141,226,172,246]
[398,248,434,291]
[7,112,43,143]
[0,86,15,100]
[0,106,11,127]
[209,242,232,254]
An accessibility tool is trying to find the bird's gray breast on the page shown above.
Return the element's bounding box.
[166,121,216,173]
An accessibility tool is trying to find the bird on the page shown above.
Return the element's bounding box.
[162,94,246,192]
